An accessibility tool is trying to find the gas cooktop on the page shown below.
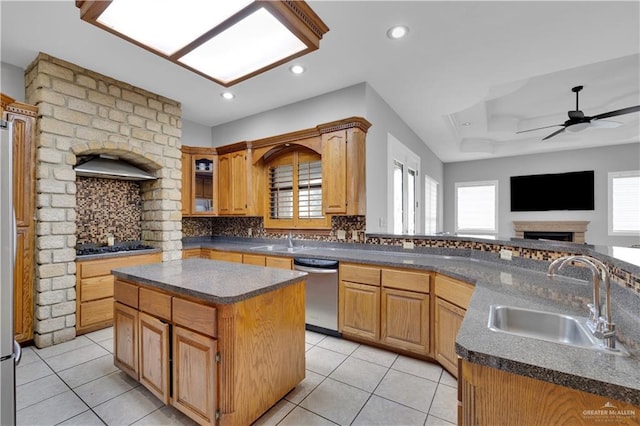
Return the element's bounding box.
[76,243,155,256]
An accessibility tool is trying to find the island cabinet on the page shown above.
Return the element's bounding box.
[76,252,161,335]
[112,266,306,426]
[339,263,431,356]
[434,274,474,377]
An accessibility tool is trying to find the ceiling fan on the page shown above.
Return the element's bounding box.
[516,85,640,140]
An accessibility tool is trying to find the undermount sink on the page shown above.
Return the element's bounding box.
[487,305,629,356]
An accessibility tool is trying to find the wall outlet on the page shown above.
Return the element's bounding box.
[351,230,359,242]
[337,230,346,240]
[247,228,252,237]
[402,241,415,250]
[500,249,513,261]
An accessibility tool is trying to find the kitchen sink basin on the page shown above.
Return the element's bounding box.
[487,305,629,356]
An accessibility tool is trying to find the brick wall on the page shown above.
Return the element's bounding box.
[25,53,182,347]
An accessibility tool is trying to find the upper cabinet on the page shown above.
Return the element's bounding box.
[181,117,371,225]
[181,146,216,216]
[218,149,252,216]
[320,122,367,216]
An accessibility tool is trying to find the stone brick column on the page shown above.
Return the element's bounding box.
[25,53,182,347]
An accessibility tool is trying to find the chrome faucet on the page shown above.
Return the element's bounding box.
[287,231,294,248]
[547,255,618,350]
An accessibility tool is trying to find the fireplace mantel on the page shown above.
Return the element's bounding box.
[513,221,590,243]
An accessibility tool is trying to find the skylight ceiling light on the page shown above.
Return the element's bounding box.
[76,0,329,87]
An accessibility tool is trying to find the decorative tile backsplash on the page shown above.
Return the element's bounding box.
[76,177,143,245]
[182,215,366,242]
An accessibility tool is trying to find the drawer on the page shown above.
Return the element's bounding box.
[340,263,380,286]
[79,253,162,278]
[79,298,114,327]
[434,274,474,309]
[173,297,217,338]
[139,287,172,321]
[80,275,114,302]
[265,256,292,270]
[382,268,430,293]
[208,251,243,263]
[114,280,139,308]
[243,254,266,266]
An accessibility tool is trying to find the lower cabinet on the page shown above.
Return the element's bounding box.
[76,252,161,334]
[114,280,218,425]
[173,326,217,425]
[139,311,170,404]
[113,301,138,380]
[434,274,474,377]
[339,263,431,356]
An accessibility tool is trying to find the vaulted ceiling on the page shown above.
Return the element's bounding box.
[2,1,639,162]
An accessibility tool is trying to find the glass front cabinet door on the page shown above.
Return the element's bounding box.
[192,155,215,215]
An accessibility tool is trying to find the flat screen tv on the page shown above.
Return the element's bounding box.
[510,170,594,212]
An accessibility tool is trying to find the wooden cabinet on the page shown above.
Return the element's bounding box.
[138,311,170,404]
[380,268,431,356]
[114,301,139,380]
[460,359,640,425]
[434,274,474,377]
[182,147,217,216]
[76,252,161,334]
[182,248,202,259]
[113,276,305,425]
[339,263,381,342]
[208,250,243,263]
[320,123,367,215]
[2,94,37,343]
[218,150,250,215]
[173,326,217,425]
[242,253,292,269]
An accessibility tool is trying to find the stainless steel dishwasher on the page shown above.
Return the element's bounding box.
[294,257,340,336]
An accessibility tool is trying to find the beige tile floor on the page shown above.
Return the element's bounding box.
[16,328,457,425]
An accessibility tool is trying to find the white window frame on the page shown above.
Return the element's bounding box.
[608,170,640,236]
[455,180,498,234]
[424,174,439,234]
[387,134,421,234]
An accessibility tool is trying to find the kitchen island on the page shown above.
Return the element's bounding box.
[111,258,307,426]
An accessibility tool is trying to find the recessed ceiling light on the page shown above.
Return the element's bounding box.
[387,25,409,40]
[221,92,235,100]
[289,64,306,74]
[461,122,472,127]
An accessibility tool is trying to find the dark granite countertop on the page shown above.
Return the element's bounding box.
[112,258,306,304]
[183,236,640,405]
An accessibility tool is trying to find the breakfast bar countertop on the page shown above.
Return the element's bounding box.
[182,237,640,406]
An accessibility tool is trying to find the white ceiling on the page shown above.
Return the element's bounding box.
[1,1,639,163]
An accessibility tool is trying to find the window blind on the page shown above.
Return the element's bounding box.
[269,164,293,219]
[611,172,640,233]
[298,160,323,218]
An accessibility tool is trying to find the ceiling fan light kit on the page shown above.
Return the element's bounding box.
[517,85,640,140]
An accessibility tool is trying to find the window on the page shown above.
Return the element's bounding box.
[424,175,439,234]
[266,149,329,229]
[455,180,498,234]
[388,135,420,234]
[609,170,640,235]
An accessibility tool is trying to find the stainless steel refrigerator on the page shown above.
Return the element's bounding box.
[1,118,22,425]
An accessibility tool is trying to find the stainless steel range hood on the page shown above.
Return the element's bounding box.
[74,155,156,181]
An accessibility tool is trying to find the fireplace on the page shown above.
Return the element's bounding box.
[513,221,589,243]
[523,231,573,242]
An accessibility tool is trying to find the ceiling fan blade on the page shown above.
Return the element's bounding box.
[542,128,566,141]
[516,124,563,134]
[591,105,640,120]
[590,119,622,129]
